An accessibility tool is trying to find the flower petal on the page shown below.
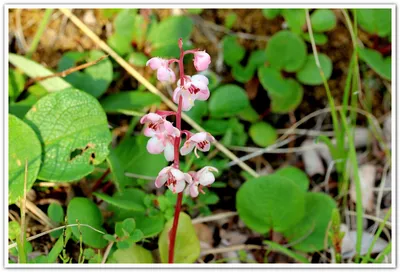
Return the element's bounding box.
[155,173,168,188]
[164,141,175,161]
[140,112,162,124]
[146,57,163,70]
[180,141,195,156]
[146,136,165,154]
[190,132,207,143]
[189,183,199,197]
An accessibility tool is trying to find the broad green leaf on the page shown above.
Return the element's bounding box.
[9,95,39,119]
[301,32,328,45]
[221,118,248,146]
[222,36,246,66]
[311,9,337,32]
[100,91,161,113]
[9,114,42,204]
[249,122,277,147]
[296,54,333,85]
[274,166,309,192]
[282,9,306,34]
[107,33,133,56]
[9,69,25,101]
[262,9,282,19]
[258,66,290,97]
[106,149,132,191]
[238,105,259,122]
[93,188,146,212]
[209,84,250,118]
[232,63,255,83]
[185,100,208,124]
[110,244,153,263]
[266,31,307,72]
[9,53,71,92]
[356,9,391,37]
[57,50,113,98]
[158,212,200,263]
[248,50,268,68]
[122,218,136,234]
[283,192,336,252]
[358,48,391,81]
[264,240,310,263]
[114,9,137,37]
[115,135,167,177]
[236,174,306,233]
[127,52,148,67]
[67,197,107,249]
[47,202,64,237]
[24,88,112,182]
[269,79,304,113]
[202,119,231,136]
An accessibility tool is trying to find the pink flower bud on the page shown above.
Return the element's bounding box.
[157,66,176,83]
[146,57,164,70]
[193,51,211,71]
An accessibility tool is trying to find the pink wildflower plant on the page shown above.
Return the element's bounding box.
[155,166,190,193]
[173,74,210,111]
[180,132,215,158]
[193,51,211,71]
[185,166,218,197]
[146,57,176,83]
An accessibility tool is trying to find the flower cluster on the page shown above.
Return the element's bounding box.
[142,42,217,198]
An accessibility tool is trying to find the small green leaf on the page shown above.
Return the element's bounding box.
[301,32,328,45]
[238,105,259,122]
[115,222,126,237]
[262,9,282,19]
[47,203,64,223]
[282,9,306,34]
[222,36,246,66]
[9,221,21,240]
[103,234,118,242]
[249,122,277,147]
[232,63,255,83]
[24,88,112,182]
[358,48,391,81]
[269,79,304,114]
[311,9,337,32]
[356,9,391,37]
[266,30,307,72]
[209,84,250,118]
[158,213,200,263]
[106,149,131,191]
[202,119,231,136]
[122,218,136,234]
[9,54,71,92]
[224,12,237,29]
[9,114,42,204]
[127,229,143,243]
[100,91,161,113]
[9,69,25,101]
[264,240,310,263]
[283,192,337,252]
[198,191,219,205]
[107,33,133,56]
[47,228,71,263]
[67,197,107,249]
[114,9,137,37]
[94,188,146,212]
[111,244,153,263]
[117,240,131,249]
[185,100,208,124]
[127,52,148,67]
[296,54,333,85]
[274,166,309,192]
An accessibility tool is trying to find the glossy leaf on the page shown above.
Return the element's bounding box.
[249,122,277,147]
[356,9,391,37]
[209,84,250,118]
[269,79,304,114]
[311,9,337,32]
[296,54,333,85]
[274,166,309,192]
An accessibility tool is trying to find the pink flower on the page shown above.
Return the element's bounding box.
[140,113,180,161]
[185,166,218,197]
[180,132,215,157]
[173,75,210,111]
[155,166,191,193]
[193,51,211,71]
[146,57,176,83]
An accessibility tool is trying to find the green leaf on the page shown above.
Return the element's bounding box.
[57,50,113,98]
[269,79,304,114]
[115,135,167,177]
[264,240,310,263]
[8,221,21,240]
[224,12,237,29]
[301,32,328,45]
[94,188,146,212]
[100,91,161,113]
[238,105,259,122]
[106,149,131,191]
[67,197,107,249]
[185,100,208,124]
[158,212,200,263]
[311,9,337,32]
[107,33,133,56]
[9,69,25,101]
[187,9,203,15]
[127,229,144,243]
[358,48,391,81]
[236,174,306,233]
[222,36,246,66]
[127,52,148,67]
[249,122,277,147]
[356,9,391,37]
[103,234,118,242]
[48,202,64,223]
[232,63,255,83]
[283,192,336,252]
[266,30,307,72]
[47,228,71,263]
[8,114,42,204]
[9,53,71,92]
[248,50,268,68]
[274,166,309,192]
[202,119,231,136]
[262,9,282,19]
[24,88,112,182]
[282,9,306,34]
[111,244,153,263]
[122,218,136,234]
[198,191,219,205]
[114,9,137,37]
[209,84,250,118]
[296,54,333,85]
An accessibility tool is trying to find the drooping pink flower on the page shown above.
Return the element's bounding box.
[185,166,218,197]
[173,75,210,111]
[180,132,215,157]
[193,51,211,71]
[140,113,180,161]
[146,57,176,83]
[155,166,191,193]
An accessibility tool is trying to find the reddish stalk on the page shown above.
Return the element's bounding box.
[168,38,185,263]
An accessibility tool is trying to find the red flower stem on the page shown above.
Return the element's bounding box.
[168,38,185,264]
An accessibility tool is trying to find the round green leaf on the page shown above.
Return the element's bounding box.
[296,54,333,85]
[9,114,42,204]
[222,36,246,66]
[209,84,250,118]
[249,122,277,147]
[158,212,200,263]
[356,9,391,37]
[24,88,112,182]
[270,79,304,113]
[47,202,64,223]
[302,32,328,45]
[311,9,337,32]
[258,66,291,97]
[358,48,391,81]
[110,244,153,263]
[266,30,307,72]
[67,197,107,249]
[236,174,306,233]
[283,192,336,252]
[262,9,282,19]
[282,9,306,34]
[274,166,309,192]
[9,69,25,101]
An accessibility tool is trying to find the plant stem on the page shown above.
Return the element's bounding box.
[26,9,53,58]
[168,38,185,263]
